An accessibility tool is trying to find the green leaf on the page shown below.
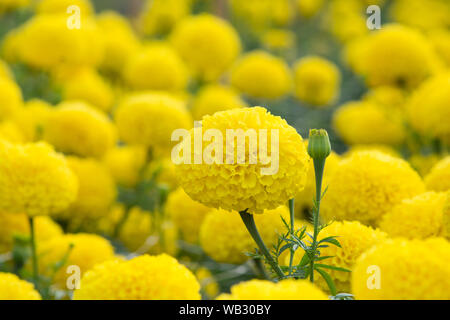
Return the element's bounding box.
[314,267,337,296]
[315,264,351,273]
[318,236,341,248]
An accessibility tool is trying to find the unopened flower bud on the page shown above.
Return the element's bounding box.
[307,129,331,160]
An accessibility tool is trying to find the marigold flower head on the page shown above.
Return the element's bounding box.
[11,99,51,142]
[171,14,241,81]
[355,24,441,89]
[0,77,23,120]
[191,84,247,120]
[231,51,292,100]
[293,56,340,107]
[328,0,368,43]
[74,254,201,300]
[297,0,325,18]
[103,145,147,188]
[96,11,140,73]
[200,206,288,264]
[217,279,327,300]
[177,107,309,213]
[36,0,94,16]
[390,0,449,31]
[352,238,450,299]
[343,144,401,159]
[0,141,78,217]
[321,151,425,226]
[43,101,116,158]
[428,29,450,67]
[123,42,188,91]
[363,86,406,109]
[0,213,62,253]
[406,72,450,144]
[333,100,406,146]
[424,156,450,192]
[0,273,41,300]
[165,188,212,244]
[37,233,115,289]
[380,192,447,240]
[115,92,191,155]
[261,29,295,51]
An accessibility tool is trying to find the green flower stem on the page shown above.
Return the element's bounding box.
[239,210,285,280]
[310,158,326,283]
[288,198,295,275]
[28,216,39,286]
[252,258,269,280]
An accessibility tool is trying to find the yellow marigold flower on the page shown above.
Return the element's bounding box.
[407,72,450,144]
[218,279,327,300]
[97,11,140,73]
[0,59,13,79]
[333,100,406,146]
[352,238,450,299]
[321,151,425,226]
[428,29,450,67]
[343,144,401,159]
[328,0,368,43]
[103,145,147,188]
[165,188,212,244]
[15,14,104,70]
[123,42,188,91]
[61,68,114,113]
[117,206,152,252]
[297,0,325,18]
[139,0,191,36]
[1,30,22,62]
[380,192,447,240]
[146,158,179,190]
[231,51,292,100]
[44,101,116,158]
[0,77,23,120]
[0,213,62,253]
[37,233,115,289]
[409,153,443,177]
[59,156,116,221]
[36,0,94,16]
[356,25,441,89]
[196,267,219,298]
[171,14,241,81]
[0,273,41,300]
[191,84,247,120]
[295,146,339,217]
[261,29,295,51]
[74,254,201,300]
[200,206,288,264]
[390,0,449,31]
[343,37,370,74]
[0,141,78,216]
[425,156,450,192]
[293,56,340,107]
[11,99,51,142]
[177,107,309,213]
[115,92,192,155]
[363,86,406,109]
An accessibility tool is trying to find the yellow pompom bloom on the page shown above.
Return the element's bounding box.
[62,68,114,113]
[165,188,212,244]
[74,254,201,300]
[0,273,41,300]
[200,206,288,264]
[123,42,188,91]
[0,59,13,79]
[407,73,450,144]
[97,11,140,73]
[293,56,340,107]
[117,206,152,252]
[59,156,116,221]
[218,279,327,300]
[333,101,406,146]
[295,147,339,217]
[321,151,425,226]
[428,29,450,67]
[297,0,325,18]
[0,213,62,253]
[328,0,368,43]
[44,101,116,158]
[115,93,192,155]
[171,14,241,81]
[11,99,51,142]
[0,77,23,120]
[196,267,219,298]
[139,0,191,36]
[380,192,447,239]
[176,107,309,213]
[103,145,147,188]
[15,14,104,70]
[343,144,401,159]
[352,238,450,299]
[1,30,22,62]
[425,156,450,192]
[390,0,449,31]
[36,0,94,16]
[363,86,406,109]
[191,84,247,120]
[356,25,441,89]
[37,233,115,288]
[231,51,292,100]
[0,141,78,216]
[261,29,295,51]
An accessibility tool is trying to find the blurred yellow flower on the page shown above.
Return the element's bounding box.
[35,0,94,16]
[0,273,41,300]
[425,156,450,192]
[0,77,23,120]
